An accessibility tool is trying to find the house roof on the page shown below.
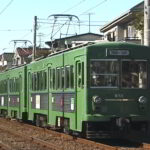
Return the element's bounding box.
[17,48,32,57]
[45,32,103,47]
[1,53,14,62]
[16,47,51,57]
[55,32,103,41]
[100,1,143,32]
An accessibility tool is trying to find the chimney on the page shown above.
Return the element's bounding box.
[144,0,150,46]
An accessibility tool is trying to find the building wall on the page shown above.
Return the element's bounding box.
[103,24,142,45]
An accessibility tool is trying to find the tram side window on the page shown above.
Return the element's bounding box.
[77,62,84,88]
[32,71,47,91]
[70,66,74,88]
[82,62,84,87]
[66,66,70,88]
[61,67,64,89]
[31,73,34,90]
[44,71,47,90]
[32,73,37,91]
[16,78,20,92]
[37,72,40,90]
[9,78,19,92]
[49,68,56,90]
[78,63,83,88]
[49,69,52,89]
[52,69,56,89]
[56,68,61,89]
[65,65,74,89]
[0,80,7,93]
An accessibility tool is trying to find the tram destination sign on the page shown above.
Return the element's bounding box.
[106,49,130,56]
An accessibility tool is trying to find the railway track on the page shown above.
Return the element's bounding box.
[0,118,149,150]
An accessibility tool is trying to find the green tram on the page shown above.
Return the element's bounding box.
[0,66,26,119]
[0,42,150,137]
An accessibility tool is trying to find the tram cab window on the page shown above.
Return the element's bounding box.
[90,60,119,87]
[122,60,147,89]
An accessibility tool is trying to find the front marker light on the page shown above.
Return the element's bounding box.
[138,96,147,104]
[92,96,103,104]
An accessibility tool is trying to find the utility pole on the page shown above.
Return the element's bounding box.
[89,13,92,33]
[33,16,37,61]
[85,13,94,33]
[144,0,150,46]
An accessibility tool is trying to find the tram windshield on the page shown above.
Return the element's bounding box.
[122,60,147,89]
[90,60,119,87]
[90,60,147,89]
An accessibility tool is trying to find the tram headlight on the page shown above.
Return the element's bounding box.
[92,96,103,104]
[138,96,147,104]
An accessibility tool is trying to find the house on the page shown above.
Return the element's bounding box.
[45,33,103,51]
[0,52,14,71]
[13,47,51,65]
[100,1,143,45]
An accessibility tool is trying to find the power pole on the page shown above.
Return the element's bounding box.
[85,13,94,33]
[33,16,37,61]
[144,0,150,46]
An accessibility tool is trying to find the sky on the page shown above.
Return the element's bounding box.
[0,0,143,54]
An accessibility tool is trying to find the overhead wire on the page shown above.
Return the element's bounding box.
[80,0,107,15]
[62,0,86,13]
[36,0,109,43]
[0,0,14,16]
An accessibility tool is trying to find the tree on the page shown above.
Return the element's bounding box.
[132,11,144,36]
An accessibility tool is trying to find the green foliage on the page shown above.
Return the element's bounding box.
[132,11,144,35]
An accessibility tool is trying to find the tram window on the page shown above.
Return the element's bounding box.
[16,78,20,92]
[49,69,52,89]
[9,78,19,92]
[70,66,74,89]
[35,73,37,90]
[78,63,82,88]
[0,80,7,93]
[32,73,34,90]
[65,66,74,89]
[90,60,119,87]
[52,69,56,89]
[65,66,70,88]
[37,72,40,90]
[82,62,84,87]
[32,73,37,91]
[122,61,147,89]
[56,68,61,89]
[44,71,47,90]
[61,67,64,89]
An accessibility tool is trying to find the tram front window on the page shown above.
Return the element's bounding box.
[121,61,147,89]
[90,60,119,87]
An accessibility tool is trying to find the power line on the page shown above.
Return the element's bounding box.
[0,0,14,16]
[0,29,32,32]
[80,0,107,15]
[62,0,86,13]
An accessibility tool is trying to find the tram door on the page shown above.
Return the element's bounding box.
[75,57,85,130]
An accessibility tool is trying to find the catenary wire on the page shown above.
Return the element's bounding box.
[0,0,14,16]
